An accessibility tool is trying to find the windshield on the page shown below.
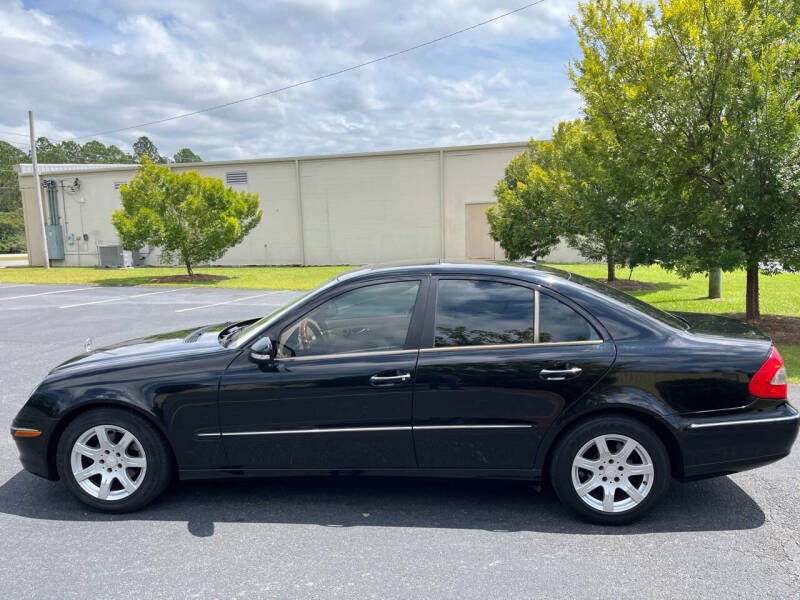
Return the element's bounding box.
[227,275,343,348]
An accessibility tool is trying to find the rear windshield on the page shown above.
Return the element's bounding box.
[538,266,688,330]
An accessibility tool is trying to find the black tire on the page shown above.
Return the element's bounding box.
[56,407,173,512]
[549,415,670,525]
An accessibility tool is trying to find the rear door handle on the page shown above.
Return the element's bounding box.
[539,367,582,381]
[370,372,412,386]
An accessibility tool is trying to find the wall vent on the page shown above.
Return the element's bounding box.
[114,181,127,191]
[225,170,248,185]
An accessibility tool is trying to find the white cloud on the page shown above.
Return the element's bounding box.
[0,0,582,160]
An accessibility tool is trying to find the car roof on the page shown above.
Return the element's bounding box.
[336,259,574,285]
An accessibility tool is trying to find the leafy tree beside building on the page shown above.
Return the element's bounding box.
[112,157,262,277]
[487,140,563,262]
[487,119,662,281]
[569,0,800,319]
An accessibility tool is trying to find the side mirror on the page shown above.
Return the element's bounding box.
[249,336,275,364]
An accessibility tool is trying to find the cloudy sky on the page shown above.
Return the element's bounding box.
[0,0,583,161]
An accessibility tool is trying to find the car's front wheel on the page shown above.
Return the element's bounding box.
[549,415,670,525]
[56,408,173,512]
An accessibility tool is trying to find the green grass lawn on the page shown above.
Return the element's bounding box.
[780,345,800,384]
[545,263,800,383]
[0,265,355,290]
[0,255,26,261]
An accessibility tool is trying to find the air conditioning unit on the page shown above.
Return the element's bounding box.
[97,245,133,269]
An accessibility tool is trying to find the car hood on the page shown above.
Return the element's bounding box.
[670,311,771,341]
[52,322,237,373]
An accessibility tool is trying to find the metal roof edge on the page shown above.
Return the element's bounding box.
[16,141,529,178]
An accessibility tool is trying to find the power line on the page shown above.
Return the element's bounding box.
[71,0,547,141]
[0,130,30,140]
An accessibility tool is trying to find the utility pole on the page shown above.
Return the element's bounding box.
[28,110,49,269]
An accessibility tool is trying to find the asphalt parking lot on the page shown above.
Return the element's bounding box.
[0,283,798,599]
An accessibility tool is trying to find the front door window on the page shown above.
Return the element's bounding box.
[278,280,421,358]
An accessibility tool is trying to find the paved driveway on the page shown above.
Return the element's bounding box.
[0,284,798,599]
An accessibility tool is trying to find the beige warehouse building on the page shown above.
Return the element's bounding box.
[16,141,581,268]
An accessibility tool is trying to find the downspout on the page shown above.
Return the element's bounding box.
[295,159,306,265]
[439,149,445,260]
[59,179,70,262]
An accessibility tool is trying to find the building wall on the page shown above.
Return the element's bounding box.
[18,142,587,268]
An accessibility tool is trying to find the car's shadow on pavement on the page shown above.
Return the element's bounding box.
[0,471,764,537]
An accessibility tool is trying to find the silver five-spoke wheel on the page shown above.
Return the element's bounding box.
[571,433,654,513]
[70,425,147,501]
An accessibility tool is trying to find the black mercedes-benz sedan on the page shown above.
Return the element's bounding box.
[10,261,799,524]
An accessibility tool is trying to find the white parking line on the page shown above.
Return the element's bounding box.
[59,288,180,309]
[0,287,95,301]
[175,291,282,313]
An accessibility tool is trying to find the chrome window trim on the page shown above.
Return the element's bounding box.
[198,423,535,438]
[533,289,540,343]
[686,413,799,429]
[276,348,419,362]
[420,339,604,353]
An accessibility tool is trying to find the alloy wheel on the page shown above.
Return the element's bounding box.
[570,433,654,513]
[70,425,147,501]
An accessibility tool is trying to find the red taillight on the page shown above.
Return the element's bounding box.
[749,347,788,399]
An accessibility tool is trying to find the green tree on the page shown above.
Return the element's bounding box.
[0,141,27,253]
[552,119,662,281]
[173,148,202,163]
[0,210,26,253]
[133,136,166,163]
[487,140,563,261]
[58,140,84,163]
[112,157,263,277]
[103,144,136,164]
[81,140,114,163]
[30,137,136,164]
[571,0,800,319]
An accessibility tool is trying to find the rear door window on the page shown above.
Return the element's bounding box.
[433,279,601,348]
[434,280,535,347]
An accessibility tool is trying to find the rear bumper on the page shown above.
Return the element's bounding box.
[680,403,799,480]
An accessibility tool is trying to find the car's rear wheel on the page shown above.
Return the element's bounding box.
[549,415,670,525]
[56,408,173,512]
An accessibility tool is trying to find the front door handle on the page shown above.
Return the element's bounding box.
[539,366,582,381]
[370,372,412,386]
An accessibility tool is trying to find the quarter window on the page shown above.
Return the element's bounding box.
[538,293,599,342]
[278,281,420,358]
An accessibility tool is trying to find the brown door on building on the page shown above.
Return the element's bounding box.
[465,203,505,260]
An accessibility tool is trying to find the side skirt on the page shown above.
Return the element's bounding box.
[179,467,542,482]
